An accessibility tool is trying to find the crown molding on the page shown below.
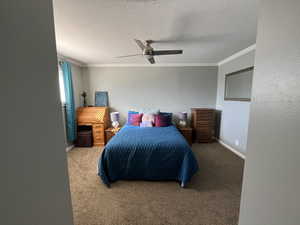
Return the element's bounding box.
[57,54,86,67]
[218,44,256,66]
[57,44,257,68]
[84,63,218,68]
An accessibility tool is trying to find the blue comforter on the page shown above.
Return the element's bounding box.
[98,125,199,187]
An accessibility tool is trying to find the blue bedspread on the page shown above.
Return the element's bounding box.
[98,125,199,187]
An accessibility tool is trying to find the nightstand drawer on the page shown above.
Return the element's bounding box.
[177,127,193,146]
[105,127,121,144]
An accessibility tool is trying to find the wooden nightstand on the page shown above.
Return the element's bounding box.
[105,127,121,144]
[177,127,193,146]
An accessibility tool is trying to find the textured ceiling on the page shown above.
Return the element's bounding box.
[53,0,259,65]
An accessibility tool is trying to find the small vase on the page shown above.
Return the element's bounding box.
[83,98,87,107]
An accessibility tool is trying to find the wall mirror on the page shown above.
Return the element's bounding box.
[224,66,254,101]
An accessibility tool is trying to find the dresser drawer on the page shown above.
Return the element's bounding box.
[196,131,212,142]
[93,135,105,146]
[93,124,104,129]
[194,121,213,127]
[93,129,104,137]
[92,124,104,133]
[94,135,104,141]
[196,127,211,134]
[93,128,104,136]
[92,124,105,144]
[195,112,214,120]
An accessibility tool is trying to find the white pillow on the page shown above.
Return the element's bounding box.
[140,121,153,127]
[142,113,155,124]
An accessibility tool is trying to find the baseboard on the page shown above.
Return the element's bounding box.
[66,145,74,152]
[218,140,246,160]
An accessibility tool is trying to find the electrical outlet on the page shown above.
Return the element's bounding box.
[235,140,240,146]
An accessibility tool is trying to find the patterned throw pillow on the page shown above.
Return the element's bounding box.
[159,112,173,125]
[142,113,155,125]
[128,113,143,126]
[127,111,139,125]
[154,114,170,127]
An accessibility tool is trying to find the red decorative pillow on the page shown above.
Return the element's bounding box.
[155,114,169,127]
[129,113,143,126]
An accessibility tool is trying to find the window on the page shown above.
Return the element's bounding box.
[58,65,66,104]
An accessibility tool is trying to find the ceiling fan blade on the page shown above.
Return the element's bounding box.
[115,54,143,58]
[147,56,155,64]
[134,39,146,50]
[152,50,183,55]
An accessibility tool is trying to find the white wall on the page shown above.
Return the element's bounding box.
[216,50,255,155]
[239,0,300,224]
[82,66,218,124]
[1,1,74,225]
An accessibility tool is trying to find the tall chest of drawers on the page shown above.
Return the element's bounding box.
[191,108,216,143]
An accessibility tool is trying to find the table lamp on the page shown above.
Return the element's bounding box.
[178,112,188,127]
[110,112,120,128]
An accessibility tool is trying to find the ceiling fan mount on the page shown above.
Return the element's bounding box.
[116,39,183,64]
[145,39,154,46]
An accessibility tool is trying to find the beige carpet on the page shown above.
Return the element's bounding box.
[67,143,244,225]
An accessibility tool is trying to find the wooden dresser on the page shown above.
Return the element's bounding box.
[77,107,109,146]
[191,108,216,143]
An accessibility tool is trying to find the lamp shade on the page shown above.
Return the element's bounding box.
[178,112,188,120]
[110,112,120,122]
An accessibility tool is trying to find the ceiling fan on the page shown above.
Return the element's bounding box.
[116,39,183,64]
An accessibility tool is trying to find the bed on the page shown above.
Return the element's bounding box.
[98,125,199,187]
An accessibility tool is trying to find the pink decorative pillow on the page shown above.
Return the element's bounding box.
[142,113,155,125]
[155,114,169,127]
[129,113,143,126]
